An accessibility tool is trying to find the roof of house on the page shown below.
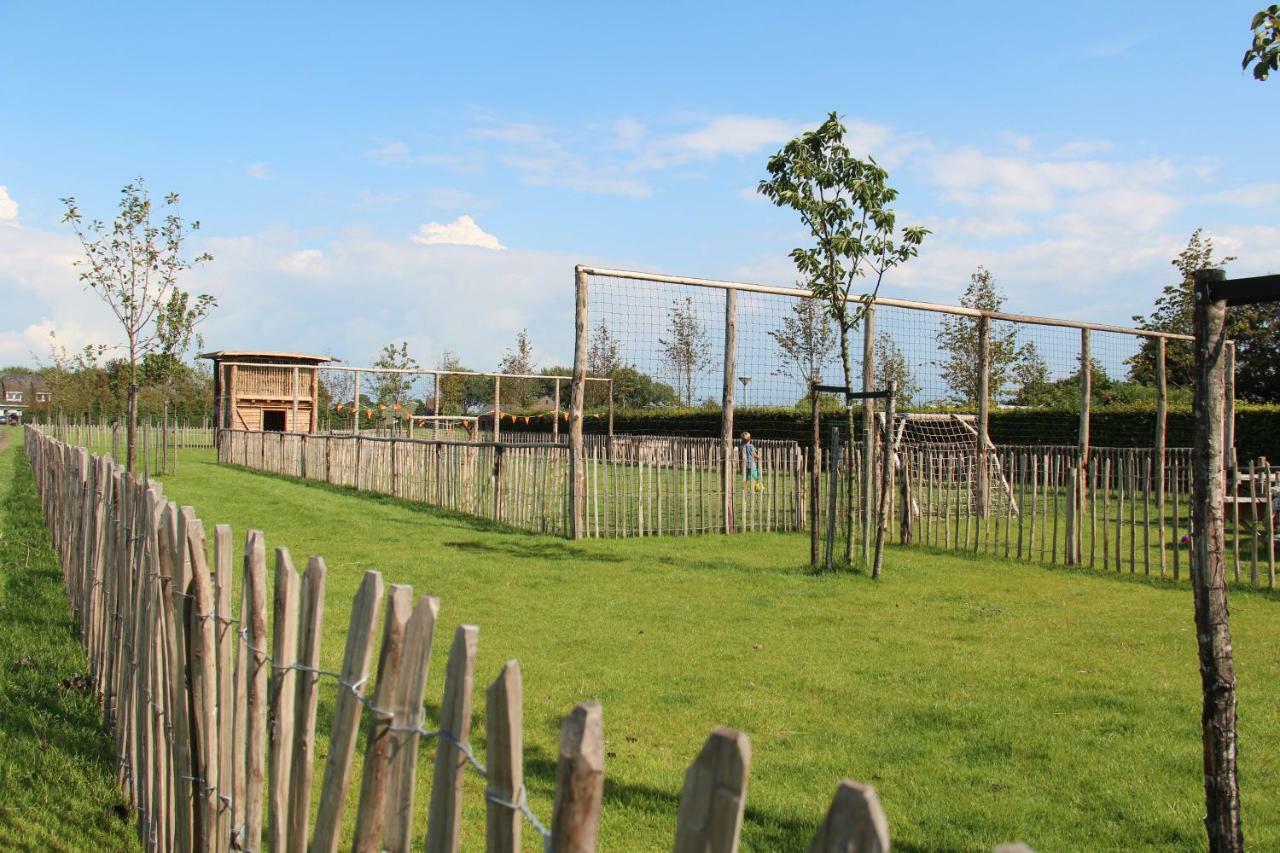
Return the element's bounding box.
[0,374,51,401]
[199,350,337,364]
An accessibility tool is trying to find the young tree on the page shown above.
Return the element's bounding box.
[61,179,214,471]
[759,111,928,568]
[1243,5,1280,80]
[935,267,1023,406]
[874,331,920,409]
[659,297,710,405]
[371,341,420,427]
[770,284,837,389]
[587,325,623,377]
[1010,341,1053,407]
[1129,229,1280,402]
[500,329,537,407]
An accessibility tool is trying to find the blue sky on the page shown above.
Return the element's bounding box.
[1,1,1276,371]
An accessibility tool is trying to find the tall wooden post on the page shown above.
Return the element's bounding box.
[353,370,362,434]
[493,375,501,444]
[810,387,820,567]
[569,267,589,539]
[859,306,876,566]
[1190,267,1243,853]
[433,372,441,441]
[976,316,991,518]
[552,378,561,442]
[1156,337,1168,575]
[1225,340,1237,476]
[291,367,300,434]
[1077,328,1091,555]
[721,288,737,534]
[309,366,320,433]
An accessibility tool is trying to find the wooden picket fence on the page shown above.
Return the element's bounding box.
[31,424,1046,852]
[218,429,810,539]
[219,429,572,536]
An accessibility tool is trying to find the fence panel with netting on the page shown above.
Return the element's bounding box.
[568,265,1272,583]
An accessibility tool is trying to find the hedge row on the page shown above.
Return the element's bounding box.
[497,404,1280,462]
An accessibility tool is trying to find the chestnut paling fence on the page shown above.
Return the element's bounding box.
[29,424,1048,852]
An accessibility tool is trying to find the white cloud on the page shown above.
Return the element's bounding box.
[661,115,804,160]
[245,163,272,180]
[1209,182,1280,207]
[0,186,18,222]
[410,215,505,250]
[278,249,327,276]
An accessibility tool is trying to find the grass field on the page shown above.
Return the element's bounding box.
[0,427,140,850]
[9,429,1280,850]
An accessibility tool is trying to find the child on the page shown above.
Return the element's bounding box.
[741,431,763,493]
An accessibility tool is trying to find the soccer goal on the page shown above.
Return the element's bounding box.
[893,413,1018,516]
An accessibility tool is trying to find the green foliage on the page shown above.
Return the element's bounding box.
[1243,5,1280,80]
[371,341,419,409]
[60,179,214,469]
[758,111,927,407]
[769,283,837,388]
[936,267,1027,405]
[1130,229,1280,402]
[874,330,920,408]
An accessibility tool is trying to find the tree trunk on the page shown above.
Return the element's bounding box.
[126,344,138,474]
[1191,269,1243,853]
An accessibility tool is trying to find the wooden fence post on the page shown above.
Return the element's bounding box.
[269,549,301,852]
[353,585,413,849]
[383,595,441,853]
[673,727,751,853]
[311,570,385,853]
[551,700,605,853]
[721,287,737,535]
[242,530,268,853]
[1190,267,1243,852]
[807,780,890,853]
[286,556,327,853]
[185,518,221,851]
[1155,336,1168,575]
[569,266,589,539]
[426,624,480,853]
[859,305,876,566]
[976,316,991,518]
[485,660,524,853]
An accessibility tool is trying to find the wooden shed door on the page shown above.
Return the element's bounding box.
[263,410,287,432]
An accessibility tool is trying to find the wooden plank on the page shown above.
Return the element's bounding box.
[550,700,605,853]
[286,556,327,853]
[186,518,221,851]
[312,570,386,853]
[384,594,441,853]
[1249,458,1260,586]
[353,584,413,850]
[212,524,234,853]
[242,530,269,853]
[805,779,890,853]
[425,624,480,853]
[673,727,751,853]
[976,316,991,519]
[269,548,301,853]
[1266,459,1276,590]
[721,287,737,534]
[485,660,524,853]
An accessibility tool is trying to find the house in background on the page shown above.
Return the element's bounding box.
[1,374,52,423]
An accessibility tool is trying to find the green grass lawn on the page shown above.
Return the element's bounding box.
[0,427,140,851]
[12,431,1280,850]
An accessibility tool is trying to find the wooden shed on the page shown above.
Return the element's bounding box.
[201,350,334,434]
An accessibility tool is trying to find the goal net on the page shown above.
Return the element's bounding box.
[894,413,1018,516]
